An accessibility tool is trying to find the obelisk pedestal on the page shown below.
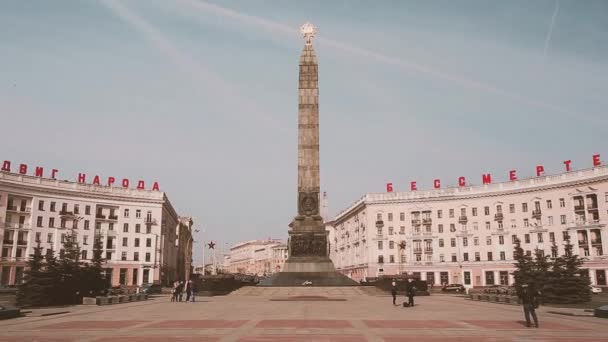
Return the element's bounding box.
[265,23,357,286]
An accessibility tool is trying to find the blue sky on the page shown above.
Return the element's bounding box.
[1,0,607,263]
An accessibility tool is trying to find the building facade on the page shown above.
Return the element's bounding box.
[328,165,608,288]
[0,171,193,287]
[225,239,287,276]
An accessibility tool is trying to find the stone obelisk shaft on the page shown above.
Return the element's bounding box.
[296,43,321,221]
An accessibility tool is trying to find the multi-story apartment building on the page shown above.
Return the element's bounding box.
[225,239,287,276]
[0,171,193,287]
[328,165,608,288]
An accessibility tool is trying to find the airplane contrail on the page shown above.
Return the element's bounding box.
[99,0,285,130]
[176,0,582,119]
[543,0,560,58]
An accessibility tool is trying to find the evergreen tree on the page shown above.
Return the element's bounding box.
[17,243,55,307]
[531,247,552,297]
[542,237,592,304]
[512,238,534,297]
[80,235,109,297]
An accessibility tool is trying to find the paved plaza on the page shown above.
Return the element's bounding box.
[0,287,607,342]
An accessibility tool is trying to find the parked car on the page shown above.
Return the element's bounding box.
[140,283,162,294]
[591,285,603,294]
[441,284,465,292]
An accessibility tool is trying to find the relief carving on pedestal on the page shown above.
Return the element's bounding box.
[289,234,327,257]
[298,192,319,216]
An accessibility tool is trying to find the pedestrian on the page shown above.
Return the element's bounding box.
[171,281,178,302]
[190,280,196,303]
[518,283,540,328]
[391,279,397,305]
[186,280,192,302]
[406,278,416,307]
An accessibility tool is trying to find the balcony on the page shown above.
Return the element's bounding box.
[6,206,17,212]
[7,206,31,213]
[2,240,14,245]
[422,218,432,225]
[2,223,31,229]
[411,219,421,226]
[108,215,118,221]
[106,244,117,250]
[458,216,468,224]
[532,210,542,219]
[145,218,158,226]
[574,204,585,211]
[96,214,106,219]
[494,213,504,221]
[424,247,433,253]
[578,240,588,246]
[17,240,27,246]
[106,230,117,237]
[375,220,384,228]
[591,239,602,245]
[413,248,422,254]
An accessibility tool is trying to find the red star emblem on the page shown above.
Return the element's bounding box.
[207,241,216,249]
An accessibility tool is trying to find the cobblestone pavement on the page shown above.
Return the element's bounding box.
[0,287,606,342]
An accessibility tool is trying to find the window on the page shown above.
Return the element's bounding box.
[473,222,479,230]
[83,235,88,245]
[475,252,480,261]
[378,255,384,263]
[81,250,87,260]
[377,213,382,221]
[549,232,555,242]
[438,224,443,233]
[437,210,442,219]
[509,204,515,213]
[74,204,80,214]
[388,227,394,235]
[450,224,456,232]
[538,233,543,243]
[560,215,566,225]
[472,208,478,216]
[522,203,528,212]
[49,217,55,228]
[439,255,445,262]
[546,200,552,209]
[122,238,128,247]
[463,237,468,247]
[47,233,53,243]
[559,198,565,207]
[50,202,56,212]
[485,271,495,285]
[449,209,454,218]
[134,252,139,261]
[499,236,504,245]
[439,239,444,247]
[135,224,141,233]
[496,205,502,213]
[121,252,127,261]
[524,234,530,243]
[524,219,529,227]
[61,234,66,243]
[450,238,456,247]
[474,237,479,245]
[526,250,532,256]
[389,241,394,249]
[135,238,140,247]
[124,209,129,218]
[512,235,518,244]
[551,248,558,258]
[485,222,491,230]
[38,200,44,211]
[123,223,129,233]
[37,216,43,227]
[85,205,91,215]
[500,251,506,260]
[451,254,457,262]
[60,218,66,229]
[399,226,405,234]
[400,212,405,221]
[487,252,493,261]
[146,238,152,247]
[484,206,490,215]
[377,227,383,235]
[562,231,569,241]
[136,210,141,218]
[84,220,90,230]
[461,208,466,216]
[548,216,553,225]
[486,237,492,245]
[145,252,151,262]
[146,225,151,234]
[387,213,393,221]
[61,203,67,213]
[109,222,114,230]
[498,221,504,229]
[463,253,469,261]
[377,241,383,250]
[464,271,471,285]
[389,255,395,263]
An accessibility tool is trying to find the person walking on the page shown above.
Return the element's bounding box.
[391,279,397,305]
[406,278,416,307]
[177,281,184,302]
[189,280,196,303]
[519,283,540,328]
[171,281,178,302]
[186,280,192,302]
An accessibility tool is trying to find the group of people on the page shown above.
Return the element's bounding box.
[389,278,541,328]
[391,278,417,307]
[171,280,196,302]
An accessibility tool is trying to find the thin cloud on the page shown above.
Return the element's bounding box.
[99,0,284,130]
[543,0,560,58]
[176,0,585,120]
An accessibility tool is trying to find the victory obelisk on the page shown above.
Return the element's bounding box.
[267,23,356,286]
